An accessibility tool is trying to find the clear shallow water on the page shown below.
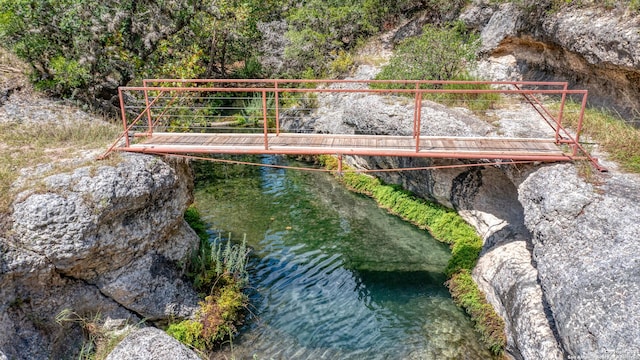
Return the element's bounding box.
[194,157,492,360]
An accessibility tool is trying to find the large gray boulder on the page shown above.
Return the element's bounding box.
[0,153,200,359]
[106,327,201,360]
[519,164,640,358]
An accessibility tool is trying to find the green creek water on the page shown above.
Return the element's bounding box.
[193,156,492,359]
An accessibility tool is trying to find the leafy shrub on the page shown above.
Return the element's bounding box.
[282,0,413,78]
[371,23,501,112]
[48,56,91,91]
[375,23,480,84]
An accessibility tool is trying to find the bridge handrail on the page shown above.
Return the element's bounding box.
[141,78,571,87]
[104,79,599,170]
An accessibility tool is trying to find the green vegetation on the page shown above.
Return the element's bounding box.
[317,155,506,355]
[546,0,640,12]
[373,23,500,112]
[557,101,640,173]
[166,283,246,352]
[171,207,249,352]
[439,74,501,112]
[376,23,479,82]
[0,0,271,103]
[0,0,432,108]
[282,0,410,78]
[447,270,506,354]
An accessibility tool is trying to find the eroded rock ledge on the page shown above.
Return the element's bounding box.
[462,0,640,123]
[0,153,200,359]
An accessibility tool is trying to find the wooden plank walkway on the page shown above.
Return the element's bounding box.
[122,132,571,161]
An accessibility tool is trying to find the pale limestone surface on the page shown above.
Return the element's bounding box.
[105,327,201,360]
[1,154,200,359]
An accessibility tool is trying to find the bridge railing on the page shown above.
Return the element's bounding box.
[106,79,592,163]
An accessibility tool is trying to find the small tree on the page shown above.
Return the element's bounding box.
[281,0,409,77]
[375,22,480,82]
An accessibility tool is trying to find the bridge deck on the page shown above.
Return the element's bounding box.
[122,132,571,161]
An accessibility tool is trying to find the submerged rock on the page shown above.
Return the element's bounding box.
[0,153,200,359]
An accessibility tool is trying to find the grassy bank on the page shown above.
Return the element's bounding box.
[318,155,506,355]
[559,101,640,173]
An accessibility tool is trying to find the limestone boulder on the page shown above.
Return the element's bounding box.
[106,327,201,360]
[473,241,563,360]
[0,153,200,359]
[519,164,640,358]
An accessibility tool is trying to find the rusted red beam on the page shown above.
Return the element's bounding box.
[98,89,165,159]
[118,85,587,96]
[117,146,576,161]
[262,90,268,150]
[143,78,570,88]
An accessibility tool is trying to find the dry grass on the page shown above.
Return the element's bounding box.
[0,120,121,214]
[559,101,640,173]
[0,47,28,88]
[55,308,135,360]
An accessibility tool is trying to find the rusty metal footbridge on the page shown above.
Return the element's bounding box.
[102,79,604,171]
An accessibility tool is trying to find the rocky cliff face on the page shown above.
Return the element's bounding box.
[0,153,200,359]
[459,2,640,357]
[461,0,640,123]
